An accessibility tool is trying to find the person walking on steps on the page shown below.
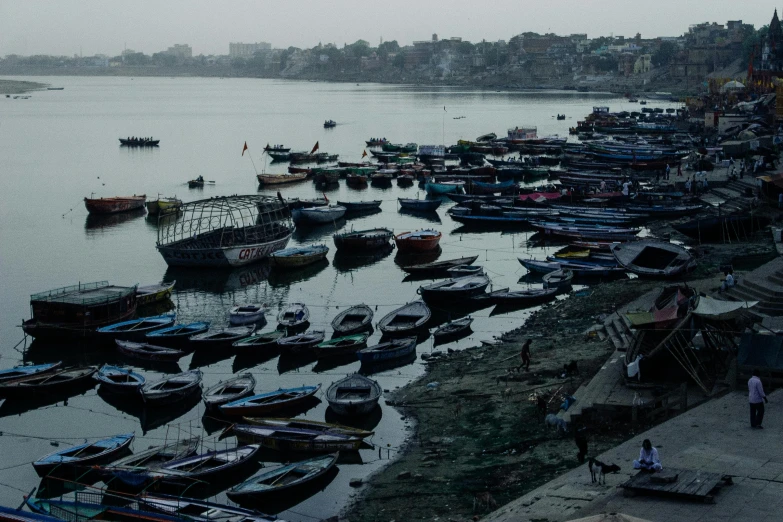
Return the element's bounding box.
[749,369,768,429]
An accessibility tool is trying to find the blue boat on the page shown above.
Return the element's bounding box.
[94,364,145,395]
[96,313,176,341]
[26,497,184,522]
[470,179,517,194]
[519,258,625,277]
[0,361,62,384]
[357,336,417,363]
[32,432,134,477]
[145,322,209,345]
[398,198,442,211]
[424,181,464,195]
[0,504,61,522]
[220,384,321,416]
[269,244,329,268]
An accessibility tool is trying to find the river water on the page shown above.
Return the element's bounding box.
[0,77,673,519]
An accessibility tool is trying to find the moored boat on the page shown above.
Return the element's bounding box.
[227,424,363,452]
[242,417,374,439]
[145,322,210,346]
[227,453,338,500]
[115,340,187,362]
[291,205,347,225]
[203,373,256,411]
[137,494,276,522]
[232,330,285,350]
[394,229,442,252]
[333,228,394,251]
[610,240,696,278]
[432,317,474,342]
[277,303,310,329]
[277,330,326,354]
[542,269,574,290]
[84,195,146,215]
[269,244,329,268]
[401,255,479,275]
[146,197,182,216]
[326,373,382,416]
[190,326,256,347]
[140,370,202,405]
[446,265,484,278]
[418,275,491,303]
[220,385,321,416]
[0,366,97,398]
[331,304,374,334]
[94,365,145,395]
[256,172,308,185]
[425,180,465,195]
[398,198,442,211]
[136,281,176,306]
[378,301,431,336]
[229,303,268,325]
[314,333,370,358]
[357,336,417,363]
[0,362,62,384]
[96,313,177,342]
[32,432,134,477]
[337,200,382,212]
[493,288,558,308]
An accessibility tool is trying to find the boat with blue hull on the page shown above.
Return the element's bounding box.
[94,365,145,395]
[0,362,62,384]
[469,180,517,194]
[220,385,321,416]
[357,337,417,363]
[145,322,210,345]
[227,453,338,500]
[96,313,177,341]
[269,244,329,268]
[32,432,134,477]
[398,198,442,211]
[425,181,464,195]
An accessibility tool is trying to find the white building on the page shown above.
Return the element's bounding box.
[166,44,192,59]
[229,42,272,58]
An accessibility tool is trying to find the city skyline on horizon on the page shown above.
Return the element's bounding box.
[0,1,777,57]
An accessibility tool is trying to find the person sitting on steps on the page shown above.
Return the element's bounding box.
[633,439,662,471]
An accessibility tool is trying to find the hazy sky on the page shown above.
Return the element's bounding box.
[0,1,777,57]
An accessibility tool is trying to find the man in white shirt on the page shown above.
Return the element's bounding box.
[622,181,630,196]
[749,369,768,429]
[633,439,662,471]
[720,270,735,293]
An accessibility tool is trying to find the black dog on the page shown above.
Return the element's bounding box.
[588,458,621,485]
[563,360,579,376]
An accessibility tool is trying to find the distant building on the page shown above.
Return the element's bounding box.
[762,10,783,71]
[229,42,272,58]
[634,54,653,74]
[165,44,192,59]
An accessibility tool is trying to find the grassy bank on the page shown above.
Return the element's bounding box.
[346,278,665,522]
[0,79,47,94]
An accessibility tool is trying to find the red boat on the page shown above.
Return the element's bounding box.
[288,166,311,174]
[84,195,146,215]
[346,173,368,185]
[394,230,442,252]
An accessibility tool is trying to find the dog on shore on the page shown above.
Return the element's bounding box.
[588,458,621,485]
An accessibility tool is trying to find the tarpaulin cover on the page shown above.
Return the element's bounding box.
[518,192,561,202]
[737,331,783,369]
[692,296,758,320]
[625,306,679,327]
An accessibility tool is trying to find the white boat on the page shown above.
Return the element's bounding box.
[229,303,268,325]
[326,373,382,416]
[291,205,347,225]
[156,195,294,268]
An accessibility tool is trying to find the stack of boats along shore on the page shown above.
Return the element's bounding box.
[7,103,757,519]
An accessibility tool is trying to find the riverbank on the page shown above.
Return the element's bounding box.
[0,79,47,94]
[344,277,672,522]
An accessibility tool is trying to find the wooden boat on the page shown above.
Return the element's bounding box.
[394,229,442,252]
[220,385,321,416]
[277,331,326,354]
[542,269,574,290]
[326,374,382,416]
[672,214,771,242]
[256,172,308,185]
[519,258,625,277]
[203,373,256,411]
[346,173,368,185]
[446,265,484,278]
[333,228,393,251]
[337,200,382,211]
[0,362,62,384]
[610,240,696,278]
[232,330,285,350]
[94,365,145,395]
[570,240,620,252]
[398,198,442,211]
[432,317,474,342]
[228,424,362,452]
[229,303,268,325]
[277,303,310,328]
[119,138,159,146]
[242,417,374,439]
[269,244,329,268]
[0,366,97,398]
[140,370,202,405]
[138,494,277,522]
[115,340,186,362]
[264,144,291,153]
[227,453,338,500]
[26,498,179,522]
[84,195,146,215]
[146,197,182,216]
[96,313,177,342]
[425,181,464,195]
[378,301,431,335]
[314,333,369,358]
[190,326,256,347]
[131,445,260,488]
[401,255,479,275]
[331,304,374,334]
[145,322,210,345]
[32,432,134,477]
[469,180,517,195]
[100,437,200,475]
[286,197,328,210]
[188,179,205,188]
[418,275,491,303]
[383,142,418,153]
[324,120,337,128]
[494,288,558,307]
[291,205,346,225]
[357,336,417,363]
[22,281,138,340]
[136,281,176,306]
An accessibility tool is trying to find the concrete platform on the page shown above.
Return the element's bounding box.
[485,390,783,522]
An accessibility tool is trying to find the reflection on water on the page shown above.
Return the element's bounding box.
[397,207,442,224]
[292,219,346,242]
[332,243,394,272]
[359,352,417,376]
[393,246,442,268]
[165,265,272,294]
[325,403,383,432]
[85,208,146,232]
[267,258,329,287]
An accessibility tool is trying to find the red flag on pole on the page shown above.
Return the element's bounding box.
[242,141,248,156]
[310,141,320,154]
[362,150,368,159]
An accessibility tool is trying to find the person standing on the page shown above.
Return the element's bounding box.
[665,163,671,180]
[519,339,532,371]
[749,369,768,429]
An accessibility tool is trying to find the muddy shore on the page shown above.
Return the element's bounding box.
[0,79,47,94]
[343,217,777,522]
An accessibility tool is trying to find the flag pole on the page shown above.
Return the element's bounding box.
[242,141,259,175]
